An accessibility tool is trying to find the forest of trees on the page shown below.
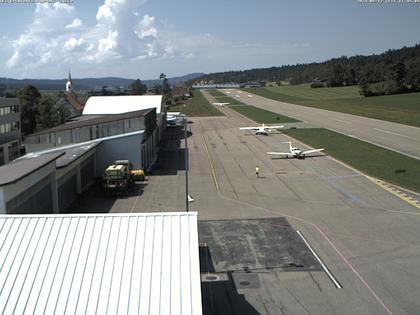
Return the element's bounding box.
[18,85,70,135]
[191,44,420,97]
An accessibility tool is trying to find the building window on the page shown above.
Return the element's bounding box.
[8,142,19,161]
[0,121,20,134]
[0,105,19,116]
[11,121,19,131]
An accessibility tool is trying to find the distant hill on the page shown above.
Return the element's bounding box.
[0,73,205,91]
[144,73,205,87]
[189,44,420,89]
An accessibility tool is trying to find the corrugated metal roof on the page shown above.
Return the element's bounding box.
[0,212,202,315]
[83,95,163,115]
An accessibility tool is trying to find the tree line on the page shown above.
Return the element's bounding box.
[18,76,172,136]
[191,44,420,97]
[18,86,71,136]
[0,84,18,98]
[87,77,170,97]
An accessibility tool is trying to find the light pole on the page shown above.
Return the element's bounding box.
[184,114,189,212]
[180,105,190,212]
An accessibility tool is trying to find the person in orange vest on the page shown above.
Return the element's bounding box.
[255,165,260,178]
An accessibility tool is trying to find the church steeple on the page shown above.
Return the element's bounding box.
[66,69,73,92]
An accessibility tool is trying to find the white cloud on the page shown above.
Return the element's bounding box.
[6,3,77,70]
[136,15,158,39]
[64,38,87,51]
[6,0,173,72]
[65,18,83,29]
[183,52,195,59]
[96,3,114,25]
[6,0,282,78]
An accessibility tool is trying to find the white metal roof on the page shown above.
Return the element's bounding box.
[83,95,163,115]
[0,212,202,315]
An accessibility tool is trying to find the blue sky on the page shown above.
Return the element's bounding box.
[0,0,419,80]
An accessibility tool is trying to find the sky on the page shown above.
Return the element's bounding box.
[0,0,419,80]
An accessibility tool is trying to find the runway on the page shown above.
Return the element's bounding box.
[222,88,420,160]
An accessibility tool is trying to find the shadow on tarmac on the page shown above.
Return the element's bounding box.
[198,218,324,314]
[200,245,261,315]
[67,181,146,213]
[151,126,191,176]
[269,153,327,160]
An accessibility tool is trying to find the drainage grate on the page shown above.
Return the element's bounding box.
[232,273,260,289]
[206,275,219,281]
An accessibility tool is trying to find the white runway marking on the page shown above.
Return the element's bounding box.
[296,230,342,289]
[329,117,351,124]
[247,95,252,97]
[373,128,417,141]
[226,91,230,94]
[235,95,240,98]
[238,91,243,93]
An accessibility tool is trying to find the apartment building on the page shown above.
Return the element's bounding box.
[0,98,20,166]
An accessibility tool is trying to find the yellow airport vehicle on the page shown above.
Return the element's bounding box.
[130,169,145,181]
[102,160,134,194]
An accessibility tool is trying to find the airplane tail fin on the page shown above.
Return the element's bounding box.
[281,141,293,152]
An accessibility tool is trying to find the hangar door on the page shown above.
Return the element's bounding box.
[6,176,53,214]
[58,169,78,212]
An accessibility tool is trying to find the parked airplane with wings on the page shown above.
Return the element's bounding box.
[267,141,325,159]
[239,123,284,135]
[212,102,230,107]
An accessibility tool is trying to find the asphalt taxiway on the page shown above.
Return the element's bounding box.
[73,96,420,314]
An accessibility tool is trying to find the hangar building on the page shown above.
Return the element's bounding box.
[0,95,165,214]
[0,212,202,314]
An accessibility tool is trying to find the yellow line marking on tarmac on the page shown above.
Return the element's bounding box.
[201,133,220,192]
[280,132,420,211]
[216,89,420,211]
[366,176,420,210]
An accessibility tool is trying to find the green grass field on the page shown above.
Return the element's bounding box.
[282,128,420,193]
[170,90,224,116]
[229,105,299,124]
[247,84,420,127]
[207,89,299,124]
[207,90,244,105]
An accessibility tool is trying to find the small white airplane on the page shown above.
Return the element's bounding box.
[212,102,230,107]
[239,123,284,135]
[267,141,325,159]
